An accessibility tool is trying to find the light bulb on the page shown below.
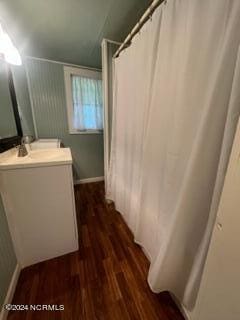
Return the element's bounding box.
[0,23,22,65]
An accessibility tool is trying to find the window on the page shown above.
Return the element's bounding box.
[64,66,103,134]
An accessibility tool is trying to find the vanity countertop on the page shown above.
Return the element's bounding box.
[0,147,72,170]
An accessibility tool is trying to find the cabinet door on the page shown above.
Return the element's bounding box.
[195,120,240,320]
[2,164,78,267]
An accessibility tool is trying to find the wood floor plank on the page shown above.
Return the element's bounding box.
[7,182,184,320]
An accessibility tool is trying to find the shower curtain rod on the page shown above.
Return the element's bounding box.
[113,0,165,58]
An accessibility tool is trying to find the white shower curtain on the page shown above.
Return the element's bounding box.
[108,0,240,310]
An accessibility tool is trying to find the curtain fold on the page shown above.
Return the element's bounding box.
[108,0,240,310]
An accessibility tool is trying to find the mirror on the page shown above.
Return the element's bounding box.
[0,59,22,152]
[0,22,24,152]
[0,24,38,153]
[0,60,17,137]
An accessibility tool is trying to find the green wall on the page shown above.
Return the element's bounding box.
[26,58,104,179]
[106,42,119,156]
[0,194,17,308]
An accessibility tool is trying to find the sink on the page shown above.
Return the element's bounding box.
[0,147,72,170]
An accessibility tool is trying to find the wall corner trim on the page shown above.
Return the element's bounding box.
[74,176,104,185]
[0,264,21,320]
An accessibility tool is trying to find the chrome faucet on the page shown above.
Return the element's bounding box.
[18,138,28,157]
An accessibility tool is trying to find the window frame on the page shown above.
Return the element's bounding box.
[64,66,103,134]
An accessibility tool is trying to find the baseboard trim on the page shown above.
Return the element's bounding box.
[74,176,104,185]
[0,264,21,320]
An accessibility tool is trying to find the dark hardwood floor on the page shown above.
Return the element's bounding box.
[8,182,184,320]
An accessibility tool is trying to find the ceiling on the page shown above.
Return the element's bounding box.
[0,0,151,68]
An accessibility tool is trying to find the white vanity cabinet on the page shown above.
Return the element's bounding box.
[0,148,78,267]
